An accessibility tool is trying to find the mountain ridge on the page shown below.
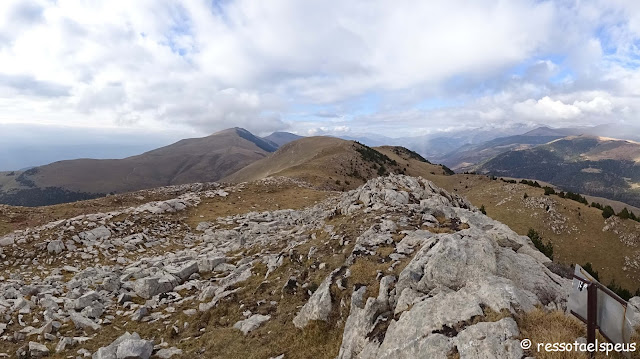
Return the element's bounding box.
[479,135,640,207]
[0,127,277,206]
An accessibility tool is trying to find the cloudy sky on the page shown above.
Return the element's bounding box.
[1,0,640,168]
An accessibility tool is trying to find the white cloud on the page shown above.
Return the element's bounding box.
[0,0,638,142]
[514,97,582,120]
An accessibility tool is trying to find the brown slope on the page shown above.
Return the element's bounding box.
[0,128,275,206]
[223,138,448,190]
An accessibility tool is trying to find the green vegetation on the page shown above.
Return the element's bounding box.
[602,205,615,219]
[591,201,640,222]
[605,279,640,301]
[354,142,396,166]
[392,147,431,163]
[523,192,528,199]
[617,207,636,220]
[441,164,455,176]
[581,262,640,300]
[0,186,103,207]
[582,262,599,281]
[520,179,541,188]
[557,191,588,205]
[481,144,640,208]
[479,205,486,215]
[353,142,398,177]
[520,179,588,205]
[527,228,553,260]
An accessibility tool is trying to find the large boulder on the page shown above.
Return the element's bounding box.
[28,342,50,358]
[93,332,140,359]
[115,339,153,359]
[70,313,101,332]
[292,268,339,328]
[47,240,65,254]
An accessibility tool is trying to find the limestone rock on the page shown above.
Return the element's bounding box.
[69,313,101,332]
[233,314,271,335]
[292,268,339,328]
[454,318,523,358]
[75,291,100,310]
[165,261,198,282]
[337,276,395,359]
[93,332,141,359]
[115,339,153,359]
[28,342,50,358]
[47,240,65,254]
[155,347,183,358]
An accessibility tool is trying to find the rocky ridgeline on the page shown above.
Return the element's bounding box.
[0,174,637,358]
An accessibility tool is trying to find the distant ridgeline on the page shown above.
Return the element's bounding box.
[0,127,289,207]
[479,138,640,208]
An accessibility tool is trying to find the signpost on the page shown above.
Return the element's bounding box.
[568,264,637,358]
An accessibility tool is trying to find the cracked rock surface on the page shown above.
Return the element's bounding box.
[0,175,636,358]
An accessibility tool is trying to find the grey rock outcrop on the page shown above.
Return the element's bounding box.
[70,313,101,332]
[233,314,271,335]
[292,268,339,328]
[155,347,183,358]
[47,239,65,254]
[115,339,153,359]
[28,341,50,358]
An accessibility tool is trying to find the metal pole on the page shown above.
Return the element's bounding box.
[587,283,597,358]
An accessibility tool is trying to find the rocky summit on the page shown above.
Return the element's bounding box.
[0,174,638,358]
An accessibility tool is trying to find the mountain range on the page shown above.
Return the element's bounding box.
[478,135,640,207]
[0,128,452,207]
[0,128,283,206]
[4,124,640,211]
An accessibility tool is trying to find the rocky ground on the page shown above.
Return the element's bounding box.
[0,175,638,358]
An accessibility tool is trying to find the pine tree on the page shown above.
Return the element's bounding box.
[618,207,630,219]
[602,205,615,219]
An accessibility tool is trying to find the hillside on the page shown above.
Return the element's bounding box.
[0,128,276,207]
[223,137,451,189]
[439,134,564,171]
[478,135,640,207]
[4,175,633,358]
[424,172,640,292]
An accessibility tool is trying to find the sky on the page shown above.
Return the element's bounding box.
[1,0,640,168]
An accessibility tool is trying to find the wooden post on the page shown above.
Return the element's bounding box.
[587,283,597,358]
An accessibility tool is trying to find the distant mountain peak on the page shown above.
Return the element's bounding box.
[263,131,303,147]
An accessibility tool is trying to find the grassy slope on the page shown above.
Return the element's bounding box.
[426,173,640,292]
[224,137,448,191]
[0,128,272,199]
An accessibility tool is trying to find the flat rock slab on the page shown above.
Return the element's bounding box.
[233,314,271,335]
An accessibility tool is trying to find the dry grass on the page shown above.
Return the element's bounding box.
[426,173,640,291]
[517,308,640,359]
[183,182,331,229]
